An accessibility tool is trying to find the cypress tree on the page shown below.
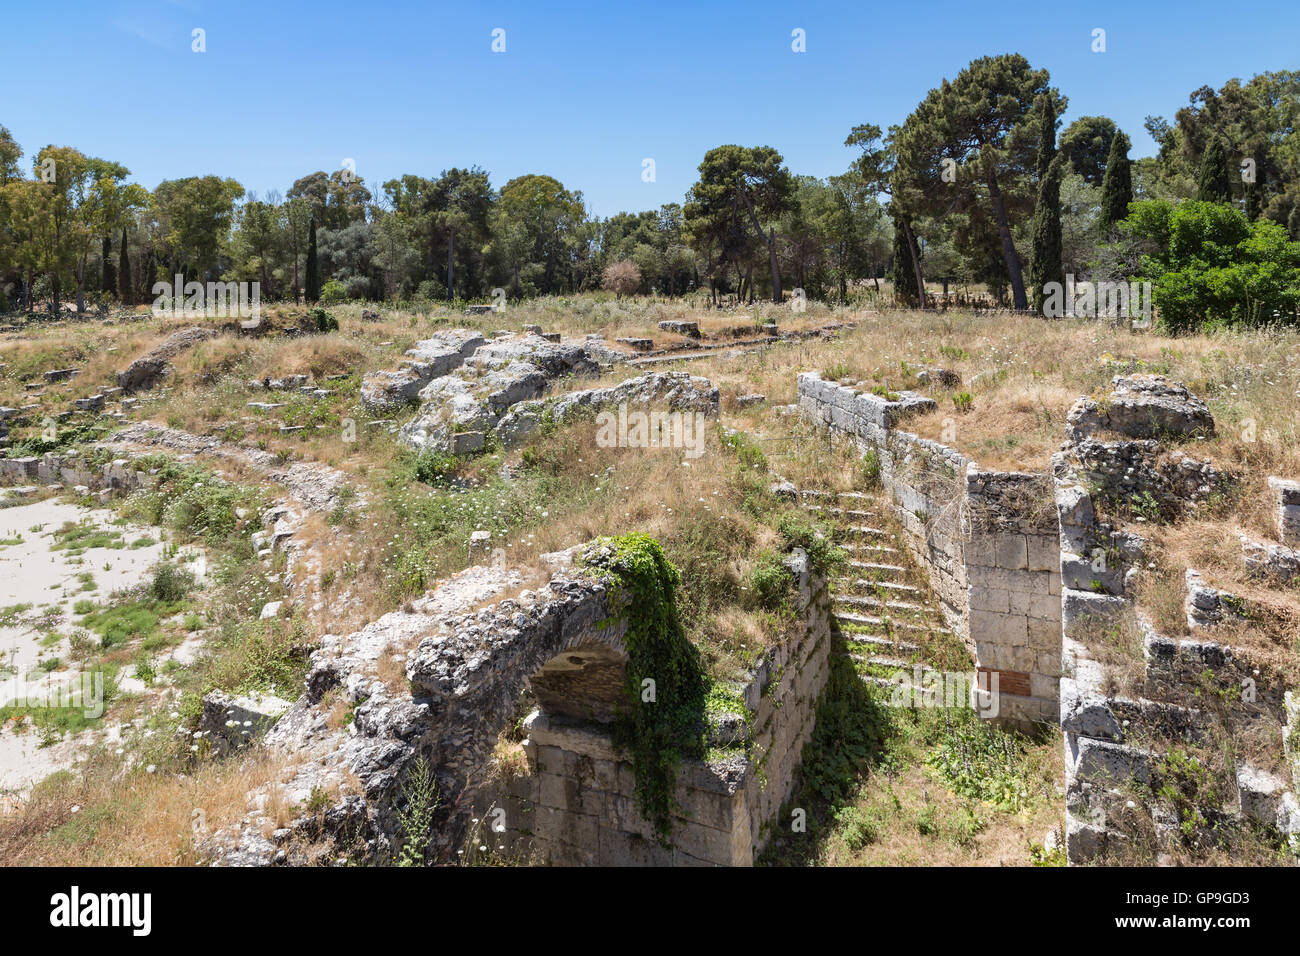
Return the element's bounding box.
[1197,134,1233,203]
[305,217,320,302]
[890,212,921,307]
[1035,95,1056,182]
[1030,96,1064,314]
[1288,205,1300,240]
[1100,131,1133,229]
[118,227,131,304]
[102,236,116,295]
[144,250,156,308]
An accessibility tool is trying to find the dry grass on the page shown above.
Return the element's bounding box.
[0,747,294,866]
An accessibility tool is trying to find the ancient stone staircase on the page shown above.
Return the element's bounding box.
[795,487,962,693]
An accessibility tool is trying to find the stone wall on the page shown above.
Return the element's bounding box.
[0,452,153,500]
[1054,377,1300,863]
[796,372,1060,725]
[487,549,833,865]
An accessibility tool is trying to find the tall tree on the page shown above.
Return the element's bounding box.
[686,146,795,303]
[1100,131,1134,229]
[1031,96,1065,313]
[1059,116,1118,185]
[890,211,922,306]
[117,225,132,304]
[1197,133,1233,203]
[892,55,1064,311]
[152,175,244,280]
[305,216,320,302]
[844,123,926,307]
[101,235,115,294]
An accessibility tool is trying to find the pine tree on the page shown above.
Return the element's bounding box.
[1100,131,1133,229]
[1030,96,1064,314]
[1197,134,1233,203]
[117,227,132,304]
[305,217,320,302]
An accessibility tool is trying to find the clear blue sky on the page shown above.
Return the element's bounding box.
[2,0,1296,217]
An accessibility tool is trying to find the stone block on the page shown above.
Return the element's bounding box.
[966,533,1028,570]
[1010,589,1061,622]
[969,608,1028,645]
[969,584,1009,613]
[1027,534,1059,572]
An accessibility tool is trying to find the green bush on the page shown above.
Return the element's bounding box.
[747,552,794,611]
[150,562,195,604]
[1122,199,1300,331]
[319,279,347,305]
[310,307,339,332]
[860,450,882,488]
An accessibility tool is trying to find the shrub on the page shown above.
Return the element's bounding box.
[602,260,642,297]
[860,449,882,488]
[319,279,347,305]
[149,562,195,604]
[747,552,794,611]
[310,307,339,332]
[1122,199,1300,331]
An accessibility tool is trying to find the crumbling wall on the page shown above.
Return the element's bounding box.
[1055,375,1299,864]
[486,549,833,865]
[207,545,832,866]
[965,469,1062,724]
[0,452,153,501]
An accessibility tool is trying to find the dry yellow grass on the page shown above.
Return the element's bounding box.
[0,748,295,866]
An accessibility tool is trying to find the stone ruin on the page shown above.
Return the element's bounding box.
[1055,375,1298,862]
[358,327,718,456]
[116,326,220,393]
[204,543,832,866]
[797,372,1061,725]
[798,369,1300,863]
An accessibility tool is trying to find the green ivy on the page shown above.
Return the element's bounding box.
[581,533,707,844]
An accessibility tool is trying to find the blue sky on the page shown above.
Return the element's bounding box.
[2,0,1296,217]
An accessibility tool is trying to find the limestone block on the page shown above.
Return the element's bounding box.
[970,608,1028,645]
[1027,534,1059,573]
[1018,589,1063,624]
[967,533,1028,570]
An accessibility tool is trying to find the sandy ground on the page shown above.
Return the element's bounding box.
[0,498,201,797]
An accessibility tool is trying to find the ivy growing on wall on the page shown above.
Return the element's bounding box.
[581,532,707,844]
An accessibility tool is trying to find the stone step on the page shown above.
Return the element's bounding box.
[802,503,878,521]
[864,653,912,670]
[843,632,921,654]
[834,611,948,636]
[838,578,922,596]
[839,542,900,557]
[860,673,924,693]
[833,593,927,615]
[834,525,888,540]
[847,559,907,574]
[841,650,917,675]
[799,489,873,504]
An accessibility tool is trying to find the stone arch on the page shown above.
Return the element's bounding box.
[399,571,632,858]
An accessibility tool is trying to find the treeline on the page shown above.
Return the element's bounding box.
[1,57,1297,323]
